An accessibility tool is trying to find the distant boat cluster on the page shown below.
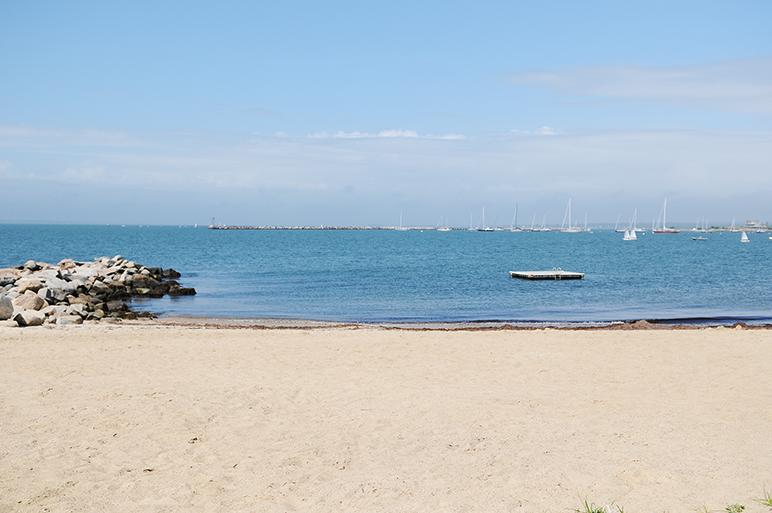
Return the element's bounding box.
[208,198,770,238]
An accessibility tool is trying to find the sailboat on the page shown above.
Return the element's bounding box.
[396,211,408,231]
[614,214,625,233]
[477,207,495,232]
[741,231,750,243]
[653,199,678,233]
[437,215,451,231]
[560,199,582,233]
[533,215,550,232]
[623,210,638,240]
[510,204,522,232]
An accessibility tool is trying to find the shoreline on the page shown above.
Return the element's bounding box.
[73,314,772,331]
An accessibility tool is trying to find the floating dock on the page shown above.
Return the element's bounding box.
[510,270,585,280]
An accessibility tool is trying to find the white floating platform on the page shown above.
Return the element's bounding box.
[510,270,585,280]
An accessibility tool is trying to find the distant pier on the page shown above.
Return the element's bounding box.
[207,225,465,231]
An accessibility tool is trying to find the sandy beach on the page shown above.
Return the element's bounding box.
[1,323,771,512]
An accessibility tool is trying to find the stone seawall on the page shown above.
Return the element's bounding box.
[0,256,195,327]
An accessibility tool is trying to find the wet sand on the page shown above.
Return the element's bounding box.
[1,323,771,512]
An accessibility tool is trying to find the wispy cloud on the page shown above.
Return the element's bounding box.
[510,126,562,136]
[506,58,772,114]
[3,121,772,224]
[308,129,467,140]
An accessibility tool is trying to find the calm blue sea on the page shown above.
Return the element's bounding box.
[2,224,772,325]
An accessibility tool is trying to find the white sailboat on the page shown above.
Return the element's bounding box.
[741,231,750,243]
[533,215,550,232]
[396,211,408,231]
[510,204,522,232]
[477,207,495,232]
[653,198,678,233]
[623,228,637,241]
[561,199,582,233]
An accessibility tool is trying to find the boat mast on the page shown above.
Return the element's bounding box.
[663,198,667,231]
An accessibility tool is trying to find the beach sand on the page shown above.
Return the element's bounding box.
[1,323,771,512]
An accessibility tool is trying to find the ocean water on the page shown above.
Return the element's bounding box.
[2,224,772,325]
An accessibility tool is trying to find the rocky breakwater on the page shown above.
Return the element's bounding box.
[0,256,195,327]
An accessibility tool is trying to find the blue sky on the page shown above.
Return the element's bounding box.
[2,1,771,226]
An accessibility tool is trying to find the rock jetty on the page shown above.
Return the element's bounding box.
[0,256,195,327]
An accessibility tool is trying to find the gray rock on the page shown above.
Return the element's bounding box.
[0,295,13,320]
[36,269,63,282]
[13,309,45,326]
[0,276,15,287]
[89,280,111,295]
[23,260,39,271]
[12,291,46,311]
[66,303,86,317]
[70,268,96,279]
[67,274,91,288]
[46,277,78,295]
[57,315,83,325]
[38,287,67,305]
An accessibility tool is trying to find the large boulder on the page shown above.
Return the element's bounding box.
[131,275,161,289]
[168,285,196,296]
[36,269,63,282]
[0,276,16,287]
[89,280,111,296]
[13,309,45,326]
[46,277,78,295]
[12,290,46,311]
[163,268,182,279]
[17,279,44,294]
[66,303,86,317]
[57,315,83,325]
[0,295,13,320]
[38,287,67,305]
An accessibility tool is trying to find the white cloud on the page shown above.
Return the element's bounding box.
[377,129,418,138]
[506,58,772,114]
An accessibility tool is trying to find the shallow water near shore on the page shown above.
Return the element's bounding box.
[2,224,772,325]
